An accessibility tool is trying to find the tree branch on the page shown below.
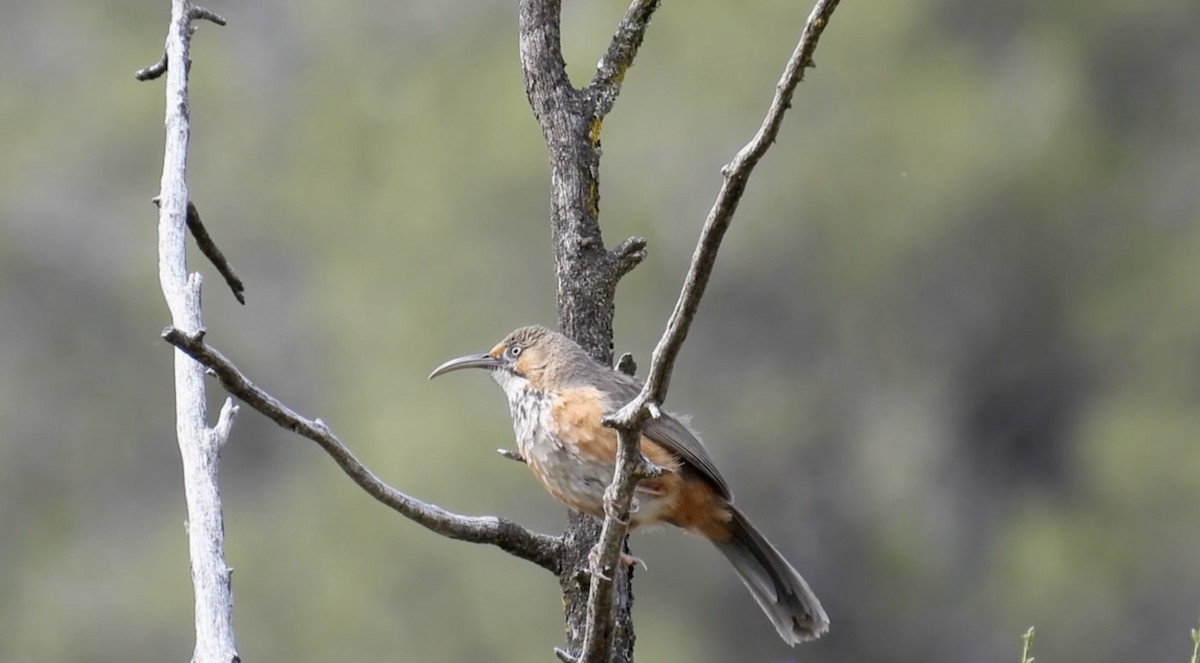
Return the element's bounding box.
[609,0,843,425]
[135,7,225,81]
[135,52,169,81]
[497,448,527,463]
[147,2,238,662]
[609,236,647,280]
[574,428,662,663]
[162,327,565,574]
[588,0,661,120]
[614,353,637,377]
[588,0,844,658]
[152,197,246,304]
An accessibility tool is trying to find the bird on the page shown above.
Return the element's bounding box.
[428,325,829,645]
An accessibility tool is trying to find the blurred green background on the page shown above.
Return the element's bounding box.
[2,0,1199,661]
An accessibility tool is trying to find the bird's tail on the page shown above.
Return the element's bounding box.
[712,505,829,645]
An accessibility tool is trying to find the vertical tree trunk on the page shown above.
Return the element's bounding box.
[519,5,635,658]
[543,85,638,663]
[144,3,239,661]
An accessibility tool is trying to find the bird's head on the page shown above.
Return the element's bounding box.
[429,325,574,393]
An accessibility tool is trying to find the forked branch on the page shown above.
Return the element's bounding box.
[589,0,662,119]
[162,327,564,574]
[144,2,237,662]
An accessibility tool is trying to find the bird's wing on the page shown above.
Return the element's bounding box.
[596,371,733,500]
[642,414,733,500]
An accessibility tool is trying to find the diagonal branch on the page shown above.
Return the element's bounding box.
[152,197,246,304]
[162,327,565,574]
[581,1,844,659]
[609,0,842,425]
[182,201,245,304]
[588,0,662,120]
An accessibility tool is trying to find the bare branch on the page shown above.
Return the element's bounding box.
[588,0,662,119]
[614,353,637,376]
[609,236,647,280]
[135,51,168,81]
[189,5,227,25]
[497,448,527,463]
[184,201,245,304]
[162,327,565,574]
[135,5,224,82]
[575,427,662,663]
[582,1,844,659]
[208,398,239,452]
[150,1,238,661]
[153,197,246,304]
[609,0,843,427]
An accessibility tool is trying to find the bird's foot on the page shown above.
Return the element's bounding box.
[620,552,647,571]
[601,485,636,524]
[636,457,667,479]
[586,547,646,581]
[587,546,613,582]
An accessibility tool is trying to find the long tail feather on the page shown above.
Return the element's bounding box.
[712,505,829,645]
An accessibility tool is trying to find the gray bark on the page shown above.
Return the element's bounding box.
[146,2,240,661]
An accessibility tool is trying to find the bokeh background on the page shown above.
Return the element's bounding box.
[2,1,1199,661]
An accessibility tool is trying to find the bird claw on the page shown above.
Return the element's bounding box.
[587,547,613,582]
[602,486,631,524]
[586,546,647,581]
[636,458,666,480]
[620,552,647,571]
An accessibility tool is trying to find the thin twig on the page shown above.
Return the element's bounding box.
[609,236,647,280]
[189,5,227,25]
[185,201,245,304]
[208,398,240,451]
[586,1,844,659]
[497,448,527,463]
[162,327,565,574]
[153,198,246,304]
[589,0,662,119]
[134,5,224,82]
[135,51,169,81]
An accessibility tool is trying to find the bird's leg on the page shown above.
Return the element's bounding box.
[587,485,648,576]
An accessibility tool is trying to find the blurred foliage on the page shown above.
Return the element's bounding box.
[1,0,1199,661]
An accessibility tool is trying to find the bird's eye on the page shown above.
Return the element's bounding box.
[507,344,523,358]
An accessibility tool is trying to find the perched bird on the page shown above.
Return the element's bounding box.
[429,325,829,644]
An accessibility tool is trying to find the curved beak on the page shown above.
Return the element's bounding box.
[428,352,502,380]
